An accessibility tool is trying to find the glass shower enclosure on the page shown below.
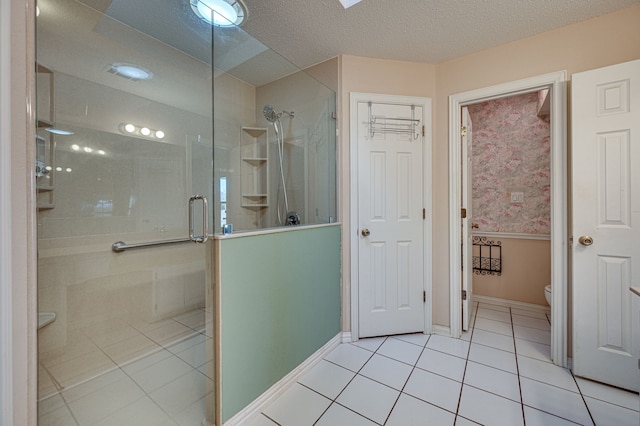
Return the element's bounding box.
[35,0,337,424]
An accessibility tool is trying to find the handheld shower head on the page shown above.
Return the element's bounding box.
[263,105,281,122]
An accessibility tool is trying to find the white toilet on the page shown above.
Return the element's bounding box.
[544,284,551,306]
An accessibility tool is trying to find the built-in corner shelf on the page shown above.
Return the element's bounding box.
[36,64,56,210]
[240,126,269,209]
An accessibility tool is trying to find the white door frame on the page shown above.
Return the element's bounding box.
[350,92,433,341]
[448,71,568,367]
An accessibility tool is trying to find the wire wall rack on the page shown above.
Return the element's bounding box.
[472,236,502,276]
[368,101,420,139]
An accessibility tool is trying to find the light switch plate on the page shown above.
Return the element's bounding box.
[511,192,524,203]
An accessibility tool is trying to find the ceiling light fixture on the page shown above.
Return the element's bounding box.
[190,0,246,27]
[108,63,152,81]
[338,0,363,9]
[119,123,165,140]
[45,128,74,135]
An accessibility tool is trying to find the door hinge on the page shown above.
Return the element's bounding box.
[462,290,468,301]
[423,291,426,303]
[461,126,467,137]
[461,208,467,219]
[423,208,426,219]
[422,125,425,137]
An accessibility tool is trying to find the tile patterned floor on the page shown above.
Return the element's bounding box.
[38,309,213,426]
[248,302,640,426]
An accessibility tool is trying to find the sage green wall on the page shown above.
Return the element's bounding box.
[220,225,341,421]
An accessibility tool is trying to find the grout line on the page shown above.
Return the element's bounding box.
[453,302,478,424]
[570,373,597,426]
[509,307,527,425]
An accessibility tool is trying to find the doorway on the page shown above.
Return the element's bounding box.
[464,92,552,314]
[448,72,568,367]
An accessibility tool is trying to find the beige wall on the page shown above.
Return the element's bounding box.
[432,5,640,326]
[473,237,550,306]
[339,56,437,330]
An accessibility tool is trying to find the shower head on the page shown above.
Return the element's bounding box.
[263,105,295,123]
[263,105,282,123]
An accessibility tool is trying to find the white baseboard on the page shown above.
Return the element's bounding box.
[473,294,550,313]
[432,325,451,336]
[223,333,342,426]
[341,331,352,343]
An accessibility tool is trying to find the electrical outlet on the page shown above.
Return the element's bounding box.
[511,192,524,203]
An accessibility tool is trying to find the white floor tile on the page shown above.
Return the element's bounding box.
[464,361,521,402]
[514,325,551,345]
[359,353,413,390]
[575,377,640,411]
[386,393,455,426]
[351,336,386,352]
[403,368,461,413]
[474,317,513,336]
[149,370,209,416]
[520,377,592,425]
[416,348,466,382]
[458,384,524,426]
[315,403,378,425]
[129,355,194,393]
[175,340,208,368]
[515,338,552,363]
[298,360,355,399]
[461,330,472,342]
[121,348,173,376]
[376,338,423,365]
[585,396,639,426]
[478,303,511,313]
[66,375,146,425]
[512,314,550,331]
[476,308,512,324]
[38,403,79,426]
[511,308,548,320]
[172,395,209,426]
[245,414,279,426]
[468,342,517,374]
[324,344,373,372]
[425,334,470,359]
[38,393,67,417]
[263,383,331,426]
[517,356,578,392]
[454,416,482,425]
[92,396,175,426]
[392,333,430,347]
[523,405,581,425]
[335,375,399,425]
[166,333,206,355]
[471,329,515,352]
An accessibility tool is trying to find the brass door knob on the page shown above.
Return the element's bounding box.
[361,228,371,237]
[578,235,594,246]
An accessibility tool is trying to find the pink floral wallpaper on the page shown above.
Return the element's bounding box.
[467,92,550,235]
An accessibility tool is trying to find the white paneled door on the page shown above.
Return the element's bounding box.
[356,100,426,338]
[572,59,640,391]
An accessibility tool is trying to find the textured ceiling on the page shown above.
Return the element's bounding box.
[240,0,639,68]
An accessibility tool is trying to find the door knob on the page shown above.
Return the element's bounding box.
[361,228,371,237]
[578,235,594,246]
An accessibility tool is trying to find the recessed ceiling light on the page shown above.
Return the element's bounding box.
[124,123,136,133]
[84,147,93,153]
[71,144,80,151]
[140,127,151,136]
[190,0,246,27]
[108,63,152,81]
[155,130,165,139]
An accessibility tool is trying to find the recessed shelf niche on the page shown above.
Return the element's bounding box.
[240,126,269,208]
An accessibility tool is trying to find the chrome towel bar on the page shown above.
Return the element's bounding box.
[111,238,192,253]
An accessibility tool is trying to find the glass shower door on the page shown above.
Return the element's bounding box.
[35,1,214,424]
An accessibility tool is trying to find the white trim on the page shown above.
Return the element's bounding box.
[349,92,432,341]
[473,232,551,241]
[341,331,352,343]
[432,325,452,337]
[448,71,568,367]
[0,0,13,420]
[223,333,342,426]
[473,295,550,314]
